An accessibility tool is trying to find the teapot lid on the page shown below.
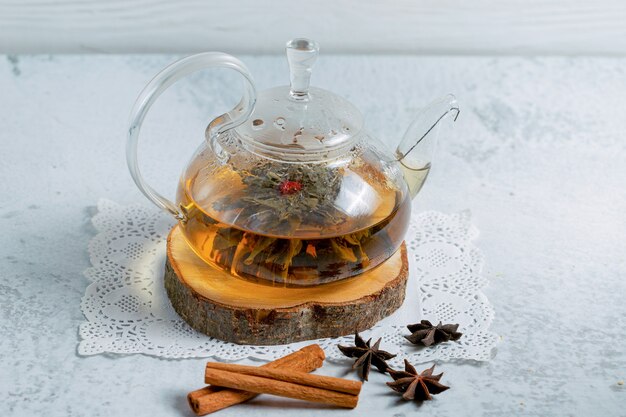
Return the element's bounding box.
[235,39,363,161]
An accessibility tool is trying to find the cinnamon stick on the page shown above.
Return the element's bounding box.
[204,368,359,408]
[205,362,362,395]
[187,344,324,415]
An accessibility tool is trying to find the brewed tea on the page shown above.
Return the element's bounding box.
[178,161,412,287]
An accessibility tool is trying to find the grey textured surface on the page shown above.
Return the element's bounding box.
[0,55,625,416]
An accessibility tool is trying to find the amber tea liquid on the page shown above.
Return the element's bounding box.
[177,165,413,287]
[399,161,431,197]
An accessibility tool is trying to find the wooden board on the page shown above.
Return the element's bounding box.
[164,225,408,345]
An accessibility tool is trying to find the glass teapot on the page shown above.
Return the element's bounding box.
[127,38,459,287]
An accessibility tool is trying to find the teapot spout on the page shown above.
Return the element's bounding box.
[396,94,459,198]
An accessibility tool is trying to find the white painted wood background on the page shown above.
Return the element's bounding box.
[1,0,626,54]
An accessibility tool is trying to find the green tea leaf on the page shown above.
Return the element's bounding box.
[244,236,277,266]
[330,239,357,263]
[212,227,243,251]
[212,159,346,235]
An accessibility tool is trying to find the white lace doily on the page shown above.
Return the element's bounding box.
[79,199,497,365]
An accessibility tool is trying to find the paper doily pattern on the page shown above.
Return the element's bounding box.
[79,199,497,366]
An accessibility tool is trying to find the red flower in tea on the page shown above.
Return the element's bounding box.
[279,180,303,195]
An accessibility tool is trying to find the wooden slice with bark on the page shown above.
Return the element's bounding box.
[164,225,408,345]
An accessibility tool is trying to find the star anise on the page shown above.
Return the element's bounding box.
[337,333,396,380]
[387,360,449,401]
[404,320,462,347]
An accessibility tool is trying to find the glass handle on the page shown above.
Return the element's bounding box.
[126,52,257,219]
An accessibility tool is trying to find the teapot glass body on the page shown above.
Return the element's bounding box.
[126,38,458,287]
[175,128,411,286]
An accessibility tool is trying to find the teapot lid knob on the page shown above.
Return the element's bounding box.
[234,38,363,161]
[286,38,319,100]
